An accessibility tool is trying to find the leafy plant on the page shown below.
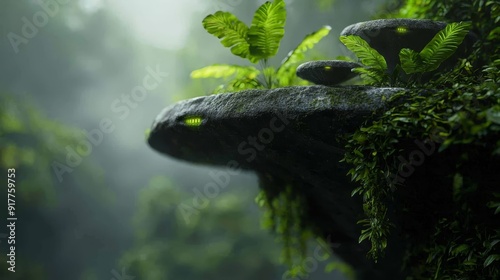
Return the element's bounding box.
[339,35,388,85]
[339,21,472,86]
[191,0,331,92]
[399,22,472,73]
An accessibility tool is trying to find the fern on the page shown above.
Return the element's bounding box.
[279,25,332,69]
[419,22,472,71]
[194,0,329,92]
[276,25,332,87]
[202,11,252,61]
[400,22,472,74]
[195,0,331,93]
[248,0,286,60]
[339,35,388,85]
[340,22,471,85]
[339,35,387,71]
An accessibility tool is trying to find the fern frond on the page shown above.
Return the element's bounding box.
[278,25,332,72]
[419,22,472,72]
[190,64,260,79]
[339,35,387,71]
[202,11,252,61]
[276,25,331,86]
[248,0,286,60]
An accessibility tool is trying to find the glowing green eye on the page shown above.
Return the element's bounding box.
[324,66,332,71]
[183,116,203,127]
[396,26,409,34]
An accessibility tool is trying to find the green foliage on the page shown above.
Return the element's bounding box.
[192,1,331,92]
[385,0,500,65]
[342,0,500,277]
[202,0,285,63]
[400,22,472,73]
[276,25,332,87]
[344,57,500,262]
[255,185,312,272]
[202,11,253,61]
[339,35,387,70]
[340,22,471,86]
[253,170,352,278]
[339,35,388,84]
[248,0,286,60]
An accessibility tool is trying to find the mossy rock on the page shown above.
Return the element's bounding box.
[148,85,410,279]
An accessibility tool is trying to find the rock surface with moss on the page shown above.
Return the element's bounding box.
[148,85,410,279]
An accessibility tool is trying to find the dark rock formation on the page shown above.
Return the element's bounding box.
[296,60,361,85]
[148,85,409,279]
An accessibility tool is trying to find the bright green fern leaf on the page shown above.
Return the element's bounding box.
[419,22,472,72]
[339,35,387,71]
[248,0,287,60]
[279,25,332,69]
[202,11,252,61]
[190,64,260,79]
[276,25,332,86]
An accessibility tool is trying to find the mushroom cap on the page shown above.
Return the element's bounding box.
[340,19,476,73]
[296,60,361,86]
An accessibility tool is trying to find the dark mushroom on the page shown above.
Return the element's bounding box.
[296,60,361,86]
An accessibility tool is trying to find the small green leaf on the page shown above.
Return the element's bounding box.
[484,254,500,268]
[450,244,469,256]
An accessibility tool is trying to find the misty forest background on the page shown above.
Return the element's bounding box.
[0,0,389,279]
